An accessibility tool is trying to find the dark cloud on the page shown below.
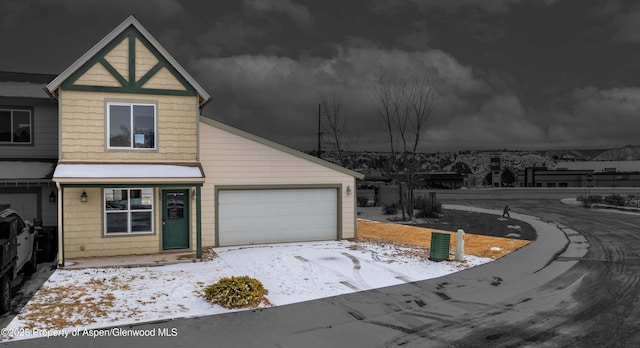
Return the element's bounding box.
[243,0,314,27]
[408,0,525,14]
[2,0,639,152]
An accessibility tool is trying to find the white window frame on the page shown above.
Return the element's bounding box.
[106,102,157,150]
[104,188,154,235]
[0,108,32,144]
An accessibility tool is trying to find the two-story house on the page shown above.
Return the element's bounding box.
[0,71,58,229]
[48,16,362,265]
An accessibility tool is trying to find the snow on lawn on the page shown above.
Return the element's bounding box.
[3,240,491,341]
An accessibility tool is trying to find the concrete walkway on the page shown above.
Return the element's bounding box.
[61,250,200,269]
[5,205,588,347]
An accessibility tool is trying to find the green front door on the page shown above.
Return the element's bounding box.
[162,190,189,249]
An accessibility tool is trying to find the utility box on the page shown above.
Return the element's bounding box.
[429,232,451,261]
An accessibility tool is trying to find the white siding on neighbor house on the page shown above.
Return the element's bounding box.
[199,119,358,247]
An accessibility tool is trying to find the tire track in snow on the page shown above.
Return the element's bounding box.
[295,255,370,291]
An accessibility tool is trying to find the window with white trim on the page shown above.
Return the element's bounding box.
[107,103,156,149]
[104,188,154,235]
[0,108,32,144]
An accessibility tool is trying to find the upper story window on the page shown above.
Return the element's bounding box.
[107,103,156,150]
[0,109,32,144]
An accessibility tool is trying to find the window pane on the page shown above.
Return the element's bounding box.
[105,189,128,211]
[133,105,155,148]
[130,188,152,210]
[13,111,30,143]
[167,193,184,220]
[109,105,131,147]
[106,212,128,233]
[131,212,152,232]
[0,111,11,142]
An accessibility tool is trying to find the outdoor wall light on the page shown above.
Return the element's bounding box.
[80,190,88,203]
[192,188,197,200]
[49,190,56,203]
[346,185,352,195]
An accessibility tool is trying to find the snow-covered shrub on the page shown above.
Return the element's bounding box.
[204,276,269,309]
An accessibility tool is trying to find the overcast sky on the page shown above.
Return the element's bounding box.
[2,0,640,152]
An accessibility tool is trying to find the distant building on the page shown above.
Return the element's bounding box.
[556,160,640,172]
[518,164,640,188]
[490,157,502,187]
[415,172,464,189]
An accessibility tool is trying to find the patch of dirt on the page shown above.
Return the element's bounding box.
[15,275,138,331]
[357,219,530,259]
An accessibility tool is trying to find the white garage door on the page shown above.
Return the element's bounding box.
[0,192,38,221]
[218,188,338,246]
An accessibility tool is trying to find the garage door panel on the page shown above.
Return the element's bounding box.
[218,188,338,246]
[0,193,38,221]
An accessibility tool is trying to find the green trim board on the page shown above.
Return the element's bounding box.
[48,16,210,104]
[214,184,343,247]
[196,185,202,258]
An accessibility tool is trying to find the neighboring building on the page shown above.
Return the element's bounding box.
[415,172,463,189]
[46,16,362,265]
[556,160,640,173]
[518,166,640,187]
[518,167,593,187]
[0,71,59,227]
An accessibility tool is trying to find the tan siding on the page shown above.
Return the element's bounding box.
[62,187,160,258]
[74,62,121,87]
[135,38,158,82]
[142,67,187,91]
[59,90,198,162]
[199,121,358,247]
[104,37,129,81]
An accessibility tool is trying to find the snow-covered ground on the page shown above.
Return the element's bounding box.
[3,240,491,341]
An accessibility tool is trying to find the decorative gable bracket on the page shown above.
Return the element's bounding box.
[47,15,210,106]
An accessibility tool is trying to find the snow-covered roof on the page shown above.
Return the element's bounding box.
[0,161,55,179]
[53,163,204,184]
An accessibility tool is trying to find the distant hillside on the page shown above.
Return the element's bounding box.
[444,151,555,174]
[593,146,640,161]
[318,145,640,176]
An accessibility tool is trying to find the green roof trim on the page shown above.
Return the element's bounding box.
[200,117,364,180]
[48,15,210,105]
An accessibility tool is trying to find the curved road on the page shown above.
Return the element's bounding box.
[415,191,640,347]
[4,189,640,347]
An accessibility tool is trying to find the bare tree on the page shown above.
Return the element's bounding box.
[372,70,438,219]
[320,91,356,167]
